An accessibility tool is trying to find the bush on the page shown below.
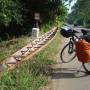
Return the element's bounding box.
[0,0,22,26]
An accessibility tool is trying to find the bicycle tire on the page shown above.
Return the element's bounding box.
[82,62,90,72]
[60,42,76,63]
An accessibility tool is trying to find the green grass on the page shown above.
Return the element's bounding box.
[0,36,31,61]
[0,32,61,90]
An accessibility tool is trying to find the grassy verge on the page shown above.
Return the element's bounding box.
[0,32,61,90]
[0,36,31,61]
[0,20,62,62]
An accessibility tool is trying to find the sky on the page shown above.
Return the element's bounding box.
[66,0,77,13]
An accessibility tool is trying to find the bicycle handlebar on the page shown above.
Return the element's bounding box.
[61,25,90,41]
[72,29,90,43]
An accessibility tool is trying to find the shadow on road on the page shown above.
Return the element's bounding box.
[51,67,89,79]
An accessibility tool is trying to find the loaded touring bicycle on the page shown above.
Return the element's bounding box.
[60,26,90,74]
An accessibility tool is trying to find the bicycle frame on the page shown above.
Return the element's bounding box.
[60,28,90,73]
[68,32,78,53]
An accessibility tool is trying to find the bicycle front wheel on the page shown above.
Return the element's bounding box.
[82,62,90,72]
[60,42,76,63]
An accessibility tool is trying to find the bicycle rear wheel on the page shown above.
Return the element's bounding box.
[60,42,76,63]
[82,62,90,73]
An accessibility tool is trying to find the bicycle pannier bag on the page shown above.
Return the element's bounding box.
[76,40,90,62]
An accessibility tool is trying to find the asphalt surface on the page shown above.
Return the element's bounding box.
[50,29,90,90]
[42,27,90,90]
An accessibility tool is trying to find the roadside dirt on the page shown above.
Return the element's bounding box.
[42,36,66,90]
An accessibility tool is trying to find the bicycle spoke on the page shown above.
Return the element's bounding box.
[60,42,76,63]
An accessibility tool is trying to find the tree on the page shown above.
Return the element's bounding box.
[0,0,68,27]
[0,0,22,26]
[68,0,90,25]
[0,0,68,34]
[20,0,68,23]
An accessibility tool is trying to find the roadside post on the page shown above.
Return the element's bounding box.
[32,13,40,40]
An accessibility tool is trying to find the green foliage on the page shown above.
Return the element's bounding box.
[0,0,68,27]
[0,0,22,26]
[0,36,31,61]
[21,0,68,23]
[68,0,90,26]
[0,0,68,42]
[0,32,61,90]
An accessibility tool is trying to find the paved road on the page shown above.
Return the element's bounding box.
[50,36,90,90]
[42,27,90,90]
[49,37,90,90]
[51,35,90,90]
